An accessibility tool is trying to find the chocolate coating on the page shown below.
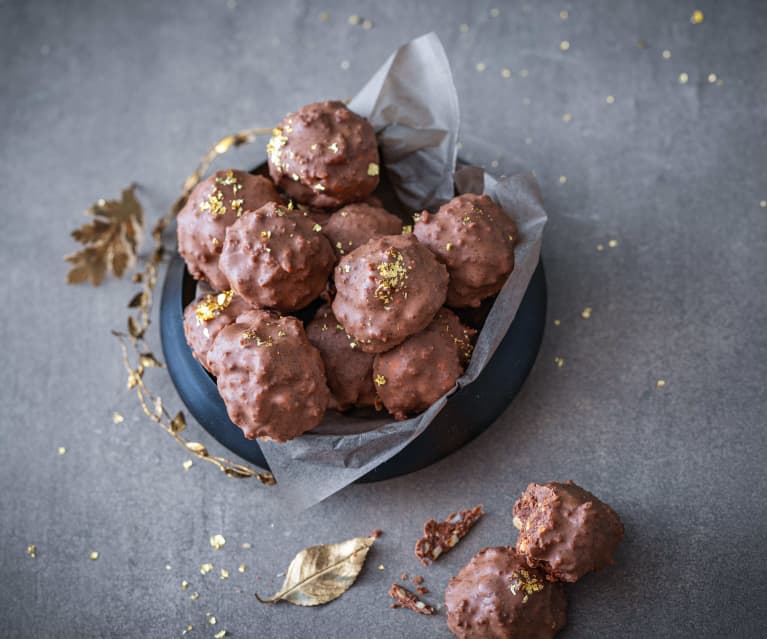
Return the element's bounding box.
[219,202,335,312]
[267,100,380,208]
[332,234,448,353]
[513,481,624,583]
[445,547,567,639]
[177,170,280,291]
[373,309,475,420]
[206,310,329,442]
[414,193,518,308]
[323,202,403,259]
[182,290,252,373]
[305,304,377,411]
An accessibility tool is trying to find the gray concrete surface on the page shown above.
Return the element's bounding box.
[1,0,766,637]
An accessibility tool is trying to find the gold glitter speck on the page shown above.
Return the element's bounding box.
[374,374,387,386]
[553,319,561,326]
[367,163,379,176]
[238,564,246,573]
[446,242,453,251]
[112,411,124,424]
[190,592,199,601]
[656,379,666,388]
[760,200,766,208]
[200,563,213,575]
[597,243,604,251]
[562,113,572,122]
[328,142,339,153]
[606,95,615,104]
[679,72,689,84]
[559,176,567,184]
[690,10,704,24]
[501,68,512,78]
[312,224,322,232]
[375,248,407,304]
[348,15,360,25]
[181,580,189,590]
[581,307,592,319]
[708,73,717,83]
[510,569,544,598]
[210,534,226,550]
[362,19,373,30]
[214,631,228,639]
[57,446,66,455]
[662,49,671,59]
[554,356,565,368]
[183,459,193,471]
[476,62,486,72]
[608,239,618,248]
[240,330,273,347]
[27,544,37,558]
[89,551,99,560]
[220,568,229,579]
[401,224,413,234]
[560,40,570,51]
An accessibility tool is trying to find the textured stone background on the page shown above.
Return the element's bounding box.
[1,0,766,637]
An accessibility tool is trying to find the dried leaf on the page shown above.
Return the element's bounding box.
[65,185,144,286]
[256,535,377,606]
[171,412,187,433]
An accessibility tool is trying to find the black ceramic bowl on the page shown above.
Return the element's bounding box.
[159,164,547,483]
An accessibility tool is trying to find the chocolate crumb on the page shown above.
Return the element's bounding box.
[415,505,484,565]
[416,586,430,595]
[388,583,435,615]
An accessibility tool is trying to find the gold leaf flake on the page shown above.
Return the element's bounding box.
[597,243,604,251]
[367,163,379,176]
[328,142,339,153]
[377,564,385,571]
[374,374,387,386]
[208,616,217,625]
[558,176,567,184]
[690,10,704,24]
[707,73,717,83]
[214,631,228,639]
[195,290,234,323]
[241,543,252,549]
[608,239,618,248]
[238,564,246,573]
[562,113,573,122]
[501,68,512,78]
[581,307,592,319]
[362,19,372,30]
[112,411,124,424]
[27,544,37,558]
[553,319,561,326]
[190,592,200,601]
[560,40,570,51]
[220,568,229,579]
[89,551,99,560]
[656,379,666,388]
[445,242,453,251]
[65,185,143,286]
[401,225,413,234]
[312,224,322,232]
[210,534,226,550]
[200,563,213,575]
[140,352,163,368]
[679,72,689,84]
[181,625,193,635]
[255,534,377,606]
[554,356,565,368]
[182,459,193,471]
[475,62,486,72]
[181,580,189,590]
[662,49,671,59]
[606,95,615,104]
[760,200,767,208]
[348,14,360,25]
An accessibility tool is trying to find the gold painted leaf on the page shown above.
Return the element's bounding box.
[65,185,144,286]
[171,412,187,433]
[255,535,377,606]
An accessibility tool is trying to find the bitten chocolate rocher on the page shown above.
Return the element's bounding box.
[445,546,567,639]
[182,290,251,373]
[414,193,518,308]
[322,202,403,259]
[513,481,624,583]
[267,101,380,208]
[373,308,475,420]
[177,170,280,291]
[206,310,329,442]
[305,304,377,412]
[332,234,449,354]
[219,201,335,312]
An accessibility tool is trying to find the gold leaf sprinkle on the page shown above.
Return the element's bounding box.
[554,356,565,368]
[200,563,213,575]
[181,625,193,635]
[656,379,667,388]
[608,239,618,248]
[27,544,37,558]
[606,95,615,104]
[362,19,373,30]
[374,248,407,304]
[241,330,273,347]
[562,113,573,122]
[238,564,247,573]
[214,631,228,639]
[501,68,512,78]
[112,411,124,424]
[181,580,189,590]
[195,290,234,323]
[57,446,67,455]
[89,551,99,560]
[367,162,379,176]
[328,142,339,153]
[662,49,671,59]
[509,569,544,598]
[190,592,200,601]
[312,224,322,232]
[241,542,252,549]
[342,264,351,273]
[183,459,193,471]
[581,307,592,319]
[266,128,288,171]
[708,73,718,83]
[348,14,360,25]
[313,183,326,191]
[597,243,604,251]
[475,62,486,72]
[377,564,385,571]
[559,40,570,51]
[760,200,766,208]
[208,616,217,625]
[401,225,413,234]
[553,319,561,326]
[558,176,567,184]
[374,374,387,386]
[679,72,689,84]
[220,568,229,580]
[210,534,226,550]
[445,242,453,251]
[260,230,272,239]
[690,10,704,24]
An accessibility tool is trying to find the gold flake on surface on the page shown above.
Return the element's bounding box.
[597,243,605,251]
[562,113,573,122]
[553,319,561,326]
[509,569,544,598]
[401,225,413,234]
[57,446,67,455]
[560,40,570,51]
[708,73,718,83]
[760,200,766,208]
[312,224,322,232]
[445,242,453,251]
[210,534,226,550]
[377,564,385,571]
[214,631,228,639]
[181,580,189,590]
[690,10,704,24]
[238,564,246,573]
[195,290,234,323]
[183,460,193,471]
[367,162,379,176]
[220,568,229,579]
[266,128,288,170]
[559,176,567,184]
[200,563,213,575]
[190,592,200,601]
[89,551,99,560]
[679,72,689,84]
[112,411,124,424]
[662,49,671,59]
[374,248,407,304]
[554,356,565,368]
[608,239,618,248]
[581,307,592,319]
[501,68,512,78]
[181,625,193,635]
[348,14,360,25]
[240,330,273,347]
[374,374,387,386]
[606,95,615,104]
[27,544,37,558]
[208,616,217,625]
[475,62,486,72]
[656,379,667,388]
[362,19,373,30]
